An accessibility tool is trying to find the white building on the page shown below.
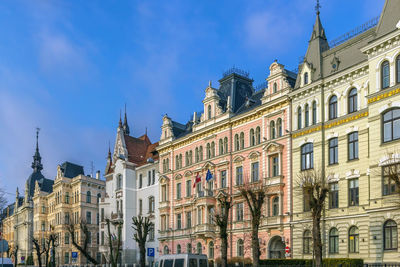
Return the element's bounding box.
[99,113,159,264]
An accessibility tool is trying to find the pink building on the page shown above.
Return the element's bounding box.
[157,61,295,261]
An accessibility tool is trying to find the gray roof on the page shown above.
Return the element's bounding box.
[375,0,400,39]
[60,161,84,178]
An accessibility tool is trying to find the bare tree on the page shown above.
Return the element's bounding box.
[106,218,123,267]
[0,188,6,212]
[48,227,59,267]
[213,192,232,267]
[297,169,329,267]
[132,215,154,267]
[67,220,99,265]
[32,237,48,267]
[239,181,266,267]
[10,244,18,267]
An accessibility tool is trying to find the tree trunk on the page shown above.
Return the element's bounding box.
[139,242,146,267]
[220,231,228,267]
[251,220,260,267]
[312,208,323,267]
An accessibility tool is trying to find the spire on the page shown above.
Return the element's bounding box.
[310,1,327,41]
[31,128,43,173]
[107,141,112,160]
[118,110,123,128]
[123,104,130,135]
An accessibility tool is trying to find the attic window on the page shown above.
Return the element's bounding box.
[273,82,277,93]
[304,73,309,85]
[208,105,212,119]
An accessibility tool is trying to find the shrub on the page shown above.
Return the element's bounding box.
[25,254,34,266]
[259,258,363,267]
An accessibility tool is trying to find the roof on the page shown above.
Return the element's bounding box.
[60,161,84,178]
[124,134,159,166]
[26,171,54,197]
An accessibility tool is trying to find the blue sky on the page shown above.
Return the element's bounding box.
[0,0,384,202]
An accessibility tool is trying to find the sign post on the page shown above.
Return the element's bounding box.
[147,248,155,267]
[71,252,78,264]
[0,235,9,267]
[285,245,291,258]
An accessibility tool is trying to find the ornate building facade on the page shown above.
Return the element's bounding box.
[99,114,160,265]
[290,0,400,264]
[32,161,105,265]
[157,62,295,260]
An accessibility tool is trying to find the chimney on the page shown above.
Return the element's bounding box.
[96,170,100,179]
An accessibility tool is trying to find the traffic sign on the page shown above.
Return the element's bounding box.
[285,246,290,254]
[147,248,155,257]
[71,252,78,259]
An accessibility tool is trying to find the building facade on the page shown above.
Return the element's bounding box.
[157,62,295,260]
[291,0,400,264]
[99,114,160,265]
[32,161,105,266]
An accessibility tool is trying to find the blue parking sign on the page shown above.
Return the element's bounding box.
[147,248,155,257]
[71,252,78,259]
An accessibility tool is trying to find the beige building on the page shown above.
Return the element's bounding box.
[32,161,105,266]
[290,0,400,264]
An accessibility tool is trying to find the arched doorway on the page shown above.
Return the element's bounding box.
[268,236,285,259]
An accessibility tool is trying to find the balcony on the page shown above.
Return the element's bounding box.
[194,224,216,238]
[159,200,170,210]
[111,211,123,222]
[195,191,216,206]
[264,175,284,187]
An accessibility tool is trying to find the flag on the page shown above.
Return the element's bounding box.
[206,169,213,181]
[193,173,201,188]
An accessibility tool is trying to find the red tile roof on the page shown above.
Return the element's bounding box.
[124,134,159,166]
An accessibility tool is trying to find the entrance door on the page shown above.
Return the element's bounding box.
[268,236,285,259]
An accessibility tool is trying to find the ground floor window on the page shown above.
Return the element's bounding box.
[329,228,339,254]
[349,226,359,253]
[303,230,312,254]
[384,220,398,250]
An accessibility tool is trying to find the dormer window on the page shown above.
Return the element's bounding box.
[304,73,309,85]
[273,82,277,93]
[208,105,212,119]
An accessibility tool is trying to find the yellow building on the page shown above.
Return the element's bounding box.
[290,0,400,264]
[32,162,105,266]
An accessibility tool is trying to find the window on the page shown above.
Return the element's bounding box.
[236,166,243,185]
[240,132,244,149]
[298,107,302,129]
[117,174,122,190]
[86,211,92,224]
[273,82,277,93]
[305,104,309,127]
[139,174,143,188]
[163,246,169,255]
[209,242,214,259]
[303,189,311,212]
[148,171,151,186]
[187,243,192,253]
[237,239,244,257]
[312,101,317,125]
[276,119,282,137]
[65,192,69,204]
[303,230,312,254]
[186,211,192,228]
[301,143,313,170]
[219,139,224,155]
[272,197,279,216]
[196,242,202,254]
[348,88,357,113]
[177,244,181,254]
[234,134,239,151]
[329,228,339,254]
[383,108,400,143]
[250,129,255,146]
[329,182,339,209]
[101,231,104,245]
[148,227,154,241]
[149,196,155,213]
[86,191,91,203]
[179,154,182,168]
[199,146,203,161]
[304,72,309,85]
[186,180,192,197]
[211,142,215,157]
[206,143,211,159]
[236,203,244,221]
[270,121,276,139]
[221,170,227,188]
[329,95,338,120]
[97,193,101,204]
[176,183,181,199]
[329,138,338,165]
[348,132,359,160]
[384,220,398,250]
[64,252,69,264]
[195,148,199,163]
[383,164,399,196]
[251,162,259,182]
[382,60,390,89]
[349,226,359,253]
[175,155,179,169]
[161,185,167,201]
[349,179,359,206]
[197,208,202,224]
[224,137,228,153]
[177,214,182,229]
[208,105,212,119]
[139,199,143,214]
[64,232,70,244]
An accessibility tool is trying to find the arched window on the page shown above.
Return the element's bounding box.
[206,143,211,159]
[272,196,279,216]
[149,196,155,213]
[382,108,400,143]
[305,104,309,127]
[237,239,244,257]
[329,228,339,254]
[195,147,199,163]
[397,55,400,84]
[211,142,215,157]
[384,220,398,250]
[329,95,338,120]
[219,139,223,155]
[270,121,276,139]
[208,241,214,258]
[301,143,313,170]
[250,129,255,146]
[240,132,244,149]
[97,193,101,204]
[382,60,390,89]
[86,191,91,203]
[185,152,189,166]
[176,155,179,169]
[349,226,359,253]
[208,105,212,119]
[348,88,357,113]
[199,146,203,161]
[273,82,277,93]
[177,244,181,254]
[234,134,239,151]
[297,107,302,129]
[276,119,282,137]
[179,154,182,168]
[224,137,228,153]
[304,72,309,85]
[187,243,192,253]
[196,242,202,254]
[163,245,169,254]
[255,127,261,144]
[189,150,192,165]
[312,101,317,125]
[117,174,122,190]
[303,230,312,254]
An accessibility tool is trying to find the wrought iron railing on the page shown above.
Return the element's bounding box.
[223,66,249,78]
